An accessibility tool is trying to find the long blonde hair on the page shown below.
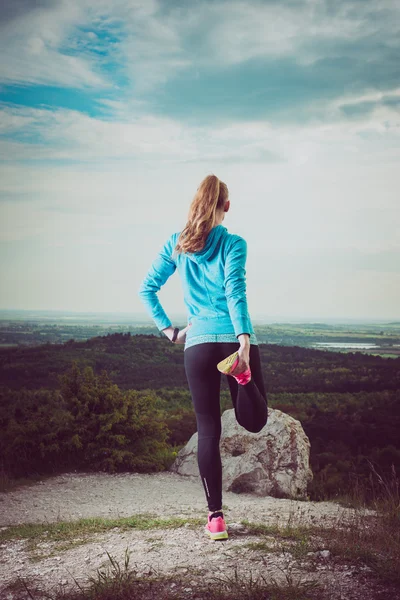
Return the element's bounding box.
[175,174,228,254]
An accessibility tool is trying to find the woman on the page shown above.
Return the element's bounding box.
[138,174,268,541]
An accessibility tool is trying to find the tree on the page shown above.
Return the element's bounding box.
[58,361,170,472]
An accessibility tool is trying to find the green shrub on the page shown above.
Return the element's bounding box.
[59,362,171,473]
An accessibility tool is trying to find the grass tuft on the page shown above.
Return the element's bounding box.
[0,514,204,545]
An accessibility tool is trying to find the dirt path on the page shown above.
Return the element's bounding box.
[0,472,397,600]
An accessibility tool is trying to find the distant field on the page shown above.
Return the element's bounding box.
[0,314,399,358]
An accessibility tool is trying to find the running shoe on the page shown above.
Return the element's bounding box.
[205,511,228,541]
[217,351,239,375]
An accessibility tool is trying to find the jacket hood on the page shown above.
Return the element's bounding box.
[185,224,228,264]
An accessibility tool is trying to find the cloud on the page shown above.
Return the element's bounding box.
[2,81,400,171]
[0,103,283,163]
[0,0,110,88]
[0,0,189,92]
[1,0,398,101]
[178,0,399,69]
[0,0,55,25]
[337,88,400,122]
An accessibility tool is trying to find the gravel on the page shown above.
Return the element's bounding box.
[0,471,397,600]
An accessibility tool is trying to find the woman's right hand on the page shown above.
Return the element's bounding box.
[231,344,250,375]
[231,333,251,375]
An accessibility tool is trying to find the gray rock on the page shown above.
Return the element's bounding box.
[227,522,246,531]
[170,408,313,499]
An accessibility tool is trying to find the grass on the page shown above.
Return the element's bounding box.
[244,540,276,552]
[0,514,205,545]
[241,461,400,587]
[315,510,400,585]
[241,520,312,541]
[0,514,205,559]
[205,564,322,600]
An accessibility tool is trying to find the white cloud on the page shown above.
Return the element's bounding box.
[0,0,192,92]
[0,1,109,88]
[334,87,400,108]
[1,86,399,170]
[184,0,400,67]
[1,0,398,94]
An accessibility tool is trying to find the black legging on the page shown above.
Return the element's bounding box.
[184,342,268,512]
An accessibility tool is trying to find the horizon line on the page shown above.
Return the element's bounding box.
[0,308,399,324]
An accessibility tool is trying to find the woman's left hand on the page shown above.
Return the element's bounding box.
[174,323,192,344]
[162,323,192,344]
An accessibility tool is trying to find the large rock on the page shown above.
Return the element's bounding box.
[170,408,313,499]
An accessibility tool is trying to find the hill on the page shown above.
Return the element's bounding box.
[0,333,399,503]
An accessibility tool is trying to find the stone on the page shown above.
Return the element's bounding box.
[170,408,313,499]
[226,522,246,531]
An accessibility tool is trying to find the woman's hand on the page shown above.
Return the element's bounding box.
[174,323,192,344]
[162,323,192,344]
[231,333,250,375]
[231,345,250,375]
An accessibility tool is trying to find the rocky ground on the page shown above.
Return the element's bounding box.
[0,471,398,599]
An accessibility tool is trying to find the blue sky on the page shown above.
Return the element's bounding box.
[0,0,399,321]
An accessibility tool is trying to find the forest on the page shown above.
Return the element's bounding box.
[1,332,399,503]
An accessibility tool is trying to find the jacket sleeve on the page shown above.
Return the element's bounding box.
[138,234,177,331]
[224,236,252,338]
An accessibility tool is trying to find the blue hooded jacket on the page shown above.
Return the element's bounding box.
[138,224,256,346]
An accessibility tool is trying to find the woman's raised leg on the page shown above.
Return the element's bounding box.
[222,343,268,433]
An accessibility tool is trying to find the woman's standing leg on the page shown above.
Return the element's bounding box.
[184,343,223,512]
[222,343,268,433]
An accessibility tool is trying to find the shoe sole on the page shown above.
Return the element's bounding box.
[217,351,239,375]
[205,527,228,541]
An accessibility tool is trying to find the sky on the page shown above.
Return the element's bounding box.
[0,0,399,323]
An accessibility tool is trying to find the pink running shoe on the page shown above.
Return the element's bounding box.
[205,511,228,541]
